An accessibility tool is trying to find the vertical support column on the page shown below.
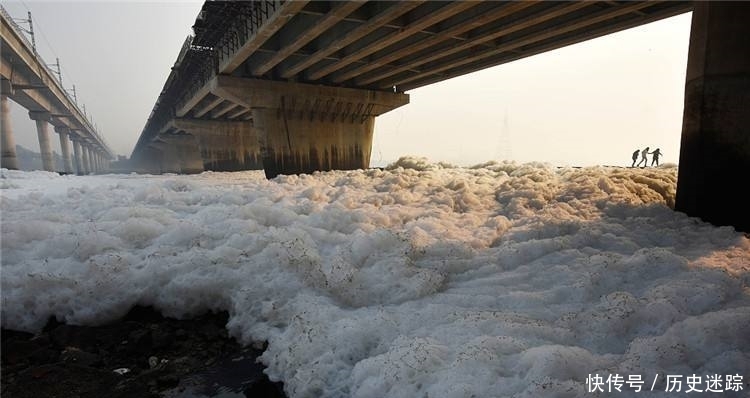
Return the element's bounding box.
[1,95,19,170]
[87,147,96,174]
[81,144,90,174]
[132,145,164,174]
[91,150,99,173]
[172,119,262,171]
[55,126,74,174]
[71,136,83,175]
[158,134,205,174]
[675,2,750,233]
[29,111,54,172]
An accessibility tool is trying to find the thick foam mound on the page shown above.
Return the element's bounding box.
[2,160,748,398]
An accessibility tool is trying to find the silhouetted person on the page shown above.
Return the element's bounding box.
[631,149,640,167]
[637,147,650,167]
[651,148,662,166]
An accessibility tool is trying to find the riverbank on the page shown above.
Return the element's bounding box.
[1,306,286,398]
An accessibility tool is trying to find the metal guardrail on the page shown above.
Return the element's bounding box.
[0,4,114,157]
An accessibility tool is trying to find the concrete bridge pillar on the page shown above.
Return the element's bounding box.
[158,134,205,174]
[133,145,165,174]
[55,126,74,174]
[29,111,54,172]
[81,144,91,174]
[172,119,262,171]
[1,95,19,170]
[214,77,408,178]
[676,1,750,232]
[71,136,83,175]
[92,151,99,173]
[88,147,97,173]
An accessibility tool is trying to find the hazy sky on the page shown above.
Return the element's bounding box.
[3,1,692,167]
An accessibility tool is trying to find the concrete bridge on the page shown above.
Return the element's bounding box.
[1,6,113,174]
[131,1,748,232]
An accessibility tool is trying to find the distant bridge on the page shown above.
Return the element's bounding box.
[1,5,113,174]
[131,0,748,232]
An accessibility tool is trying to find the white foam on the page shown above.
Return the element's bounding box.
[2,161,748,397]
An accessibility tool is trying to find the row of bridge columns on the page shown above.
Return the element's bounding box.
[0,95,109,174]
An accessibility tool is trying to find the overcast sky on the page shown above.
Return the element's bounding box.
[3,1,692,167]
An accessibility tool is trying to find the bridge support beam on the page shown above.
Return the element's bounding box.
[55,126,74,174]
[29,111,54,172]
[676,1,750,233]
[1,94,19,170]
[214,77,408,178]
[172,118,262,171]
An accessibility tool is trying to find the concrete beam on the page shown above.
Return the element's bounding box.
[213,76,409,115]
[675,2,750,233]
[389,1,654,89]
[175,83,211,118]
[220,0,310,74]
[227,107,250,119]
[251,1,365,76]
[210,102,239,119]
[280,1,422,79]
[347,1,540,85]
[307,1,480,80]
[193,96,225,118]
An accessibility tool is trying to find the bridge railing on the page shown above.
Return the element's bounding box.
[133,0,290,154]
[174,1,282,120]
[136,1,288,157]
[0,4,113,157]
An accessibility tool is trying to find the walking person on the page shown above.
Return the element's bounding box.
[631,149,640,167]
[650,148,662,167]
[637,147,650,167]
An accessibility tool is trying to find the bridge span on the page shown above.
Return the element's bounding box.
[131,1,748,232]
[1,5,113,174]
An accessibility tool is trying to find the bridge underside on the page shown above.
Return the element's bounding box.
[132,1,749,232]
[133,1,693,176]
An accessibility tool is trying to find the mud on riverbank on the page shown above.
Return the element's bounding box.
[1,306,286,398]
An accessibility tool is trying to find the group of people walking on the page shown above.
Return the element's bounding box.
[631,147,662,168]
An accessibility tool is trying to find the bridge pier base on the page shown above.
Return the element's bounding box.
[252,107,376,179]
[1,95,19,170]
[676,1,750,233]
[29,111,54,172]
[172,119,262,171]
[159,134,205,174]
[214,77,408,179]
